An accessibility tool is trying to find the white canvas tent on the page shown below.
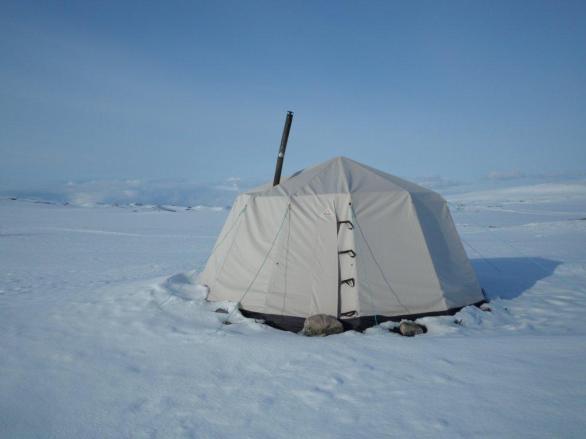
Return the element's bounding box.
[200,157,484,331]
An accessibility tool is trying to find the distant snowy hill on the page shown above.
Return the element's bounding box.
[0,178,258,209]
[4,174,585,209]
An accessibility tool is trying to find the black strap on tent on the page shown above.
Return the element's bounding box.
[340,278,355,287]
[337,220,353,230]
[338,249,356,258]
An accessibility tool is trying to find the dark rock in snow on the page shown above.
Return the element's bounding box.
[302,314,343,336]
[156,205,176,212]
[398,321,427,337]
[215,308,229,314]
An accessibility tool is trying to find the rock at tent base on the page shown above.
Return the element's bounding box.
[398,321,427,337]
[302,314,344,336]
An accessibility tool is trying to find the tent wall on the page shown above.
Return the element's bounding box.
[410,193,482,308]
[265,195,339,316]
[201,194,340,318]
[350,191,448,317]
[200,194,248,298]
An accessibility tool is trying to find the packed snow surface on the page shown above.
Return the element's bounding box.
[1,182,586,438]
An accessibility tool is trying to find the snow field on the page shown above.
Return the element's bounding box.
[1,181,585,438]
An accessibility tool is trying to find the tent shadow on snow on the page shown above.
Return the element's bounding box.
[471,257,561,300]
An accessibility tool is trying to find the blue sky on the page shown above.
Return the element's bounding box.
[1,0,585,188]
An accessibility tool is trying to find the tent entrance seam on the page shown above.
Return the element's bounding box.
[235,204,291,311]
[212,204,248,289]
[351,204,411,317]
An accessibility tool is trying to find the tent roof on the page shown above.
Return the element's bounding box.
[247,156,434,197]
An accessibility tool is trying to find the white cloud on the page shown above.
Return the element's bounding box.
[414,175,462,190]
[486,170,526,181]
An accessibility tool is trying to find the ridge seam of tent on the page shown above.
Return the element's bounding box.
[407,193,451,311]
[236,204,291,311]
[212,203,248,290]
[287,159,341,197]
[209,204,248,256]
[280,202,292,316]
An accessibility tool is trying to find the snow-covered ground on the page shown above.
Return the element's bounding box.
[1,182,586,438]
